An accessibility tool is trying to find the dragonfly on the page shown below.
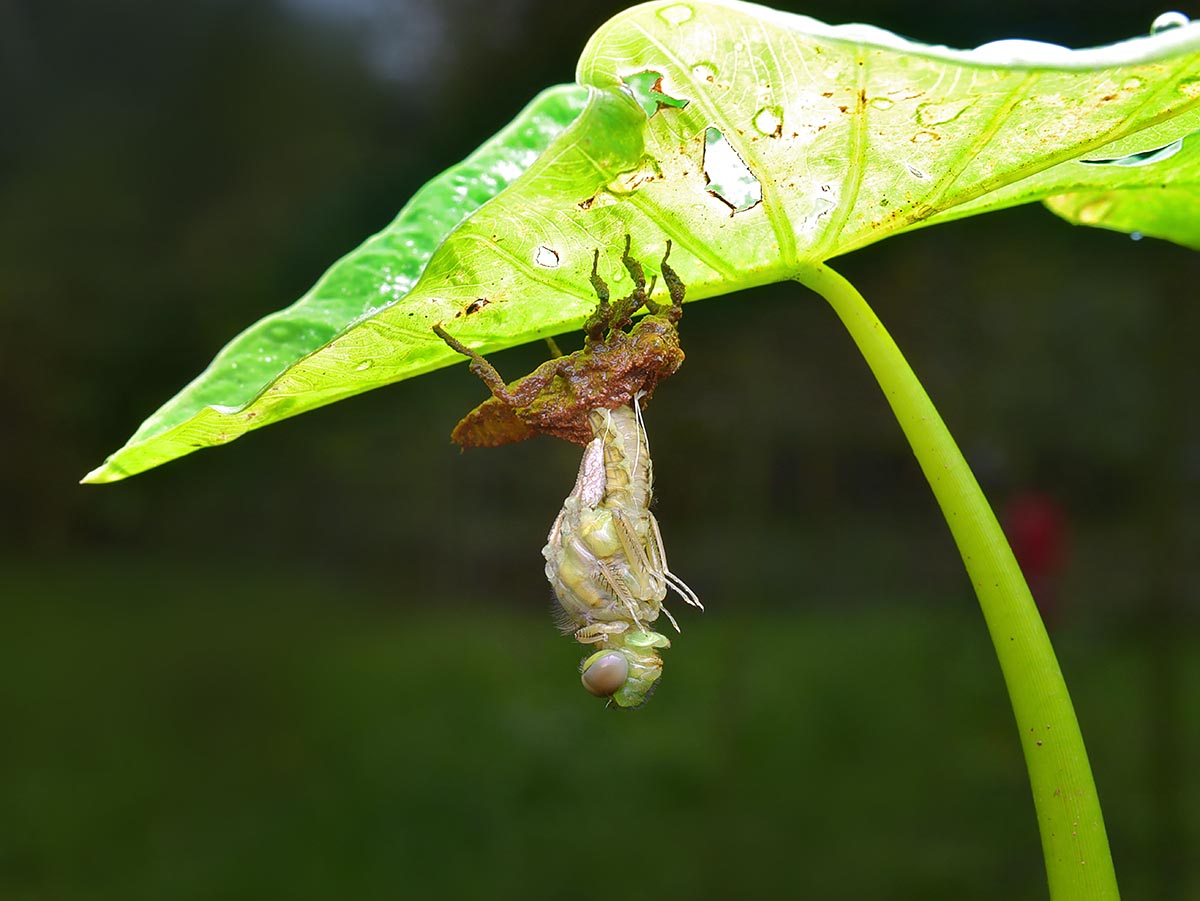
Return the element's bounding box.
[544,397,702,707]
[435,237,702,706]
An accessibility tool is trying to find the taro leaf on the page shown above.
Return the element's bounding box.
[85,1,1200,483]
[82,84,589,483]
[1043,129,1200,249]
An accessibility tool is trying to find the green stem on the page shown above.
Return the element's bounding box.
[795,263,1118,900]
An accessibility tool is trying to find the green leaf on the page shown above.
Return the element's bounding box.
[1042,129,1200,248]
[83,84,590,482]
[85,1,1200,483]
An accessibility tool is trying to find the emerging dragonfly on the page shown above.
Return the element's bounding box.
[544,398,702,706]
[435,237,702,707]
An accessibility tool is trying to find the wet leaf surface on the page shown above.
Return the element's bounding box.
[85,2,1200,482]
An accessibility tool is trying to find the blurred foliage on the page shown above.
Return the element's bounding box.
[2,562,1198,901]
[1,0,1197,898]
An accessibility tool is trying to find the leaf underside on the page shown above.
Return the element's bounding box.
[85,0,1200,483]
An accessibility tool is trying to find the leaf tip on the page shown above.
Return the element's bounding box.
[80,460,128,486]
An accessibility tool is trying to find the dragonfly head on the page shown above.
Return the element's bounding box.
[580,629,671,708]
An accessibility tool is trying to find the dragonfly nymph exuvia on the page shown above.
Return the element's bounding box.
[434,237,702,707]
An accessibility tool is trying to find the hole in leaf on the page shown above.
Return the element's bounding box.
[703,127,762,213]
[534,245,561,268]
[624,70,690,118]
[1079,133,1191,167]
[657,4,694,25]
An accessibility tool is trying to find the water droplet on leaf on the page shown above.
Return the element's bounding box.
[812,195,837,218]
[355,360,373,372]
[916,98,973,126]
[1079,137,1183,168]
[752,105,783,137]
[1150,11,1189,34]
[657,4,693,25]
[868,97,894,111]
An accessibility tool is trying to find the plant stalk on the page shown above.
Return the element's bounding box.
[795,263,1118,900]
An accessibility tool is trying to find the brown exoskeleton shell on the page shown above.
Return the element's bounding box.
[433,237,685,448]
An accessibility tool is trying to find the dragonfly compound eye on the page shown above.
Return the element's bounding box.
[580,651,629,697]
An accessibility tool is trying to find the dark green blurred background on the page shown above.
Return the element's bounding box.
[2,0,1198,898]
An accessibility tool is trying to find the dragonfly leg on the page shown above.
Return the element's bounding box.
[583,249,612,343]
[648,512,703,609]
[587,236,674,340]
[432,323,516,405]
[574,621,629,644]
[596,557,647,631]
[607,235,647,332]
[612,508,663,598]
[643,240,684,324]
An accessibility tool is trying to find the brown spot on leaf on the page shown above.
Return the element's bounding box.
[465,297,490,316]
